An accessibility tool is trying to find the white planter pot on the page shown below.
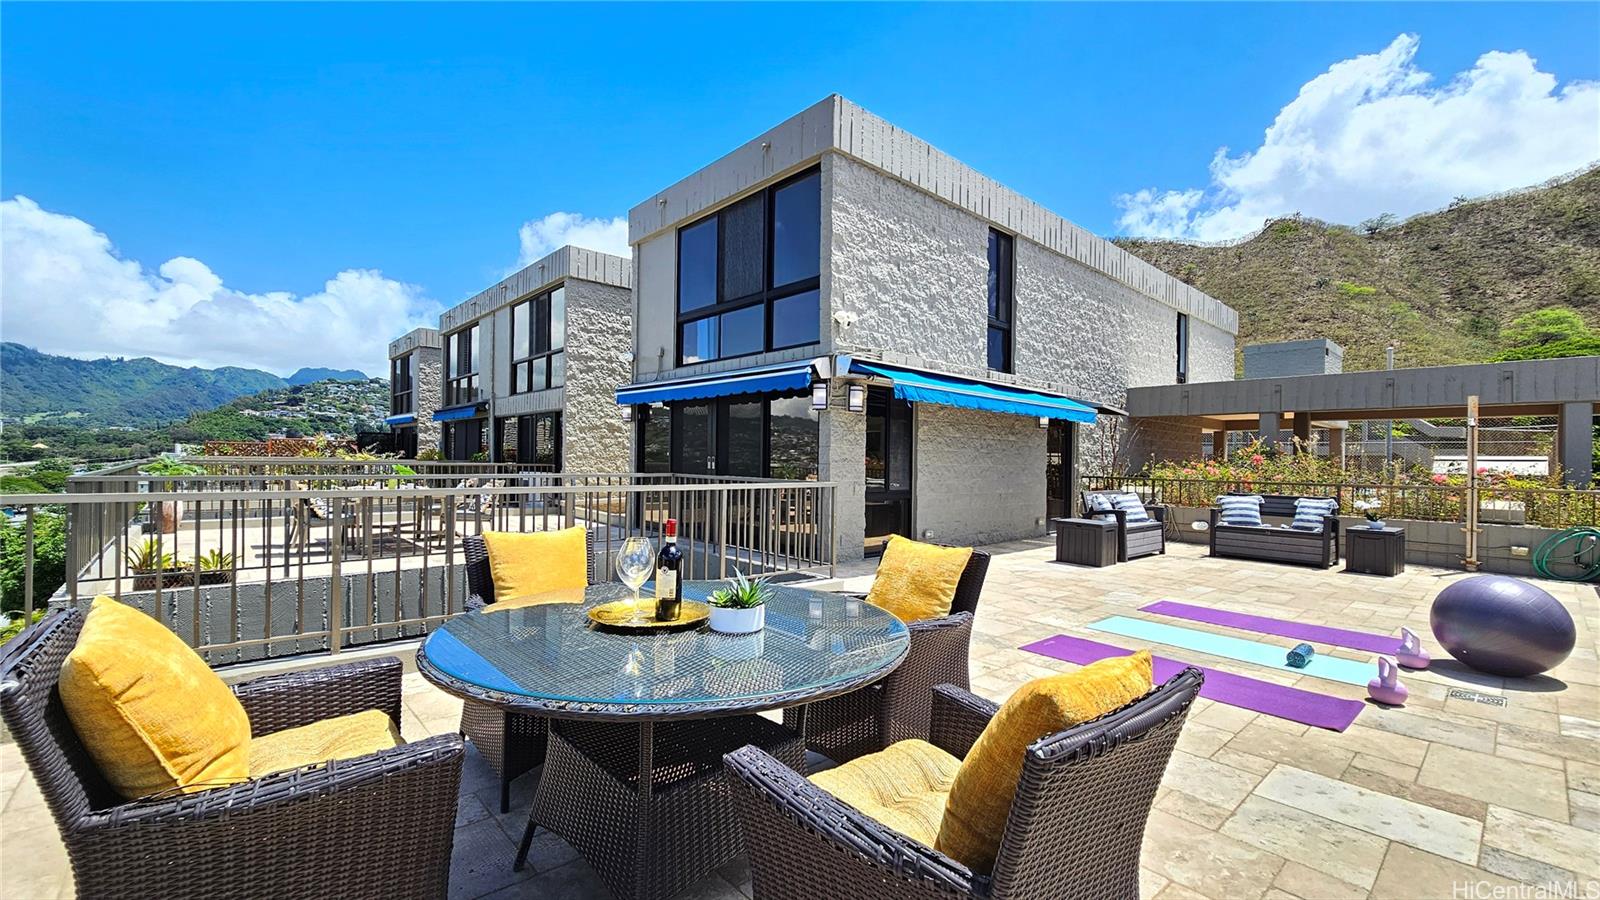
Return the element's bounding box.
[709,604,765,635]
[1368,520,1386,530]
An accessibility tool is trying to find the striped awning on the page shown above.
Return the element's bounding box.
[850,360,1098,424]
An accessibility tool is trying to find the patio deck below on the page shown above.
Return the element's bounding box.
[4,541,1596,899]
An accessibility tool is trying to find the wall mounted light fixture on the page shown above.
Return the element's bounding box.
[620,405,634,423]
[810,382,829,411]
[847,383,866,413]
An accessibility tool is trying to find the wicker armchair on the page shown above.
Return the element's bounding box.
[729,668,1204,900]
[782,549,990,764]
[458,530,594,811]
[1082,491,1167,561]
[0,608,465,900]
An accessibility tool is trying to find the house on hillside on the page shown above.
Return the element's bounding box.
[616,95,1238,561]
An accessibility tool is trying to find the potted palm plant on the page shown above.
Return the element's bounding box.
[194,549,236,585]
[707,568,769,634]
[127,539,191,590]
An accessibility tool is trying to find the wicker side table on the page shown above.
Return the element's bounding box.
[1345,526,1406,576]
[1053,517,1118,567]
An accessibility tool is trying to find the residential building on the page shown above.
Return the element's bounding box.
[618,95,1238,561]
[433,246,633,469]
[385,327,442,458]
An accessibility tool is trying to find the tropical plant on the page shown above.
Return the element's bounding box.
[1491,307,1600,361]
[0,512,66,615]
[195,549,236,571]
[708,568,770,610]
[416,449,443,461]
[126,538,184,573]
[141,457,205,477]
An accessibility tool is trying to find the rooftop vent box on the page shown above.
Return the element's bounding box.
[1242,339,1344,379]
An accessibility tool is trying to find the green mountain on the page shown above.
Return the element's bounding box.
[287,366,368,385]
[1116,166,1600,372]
[169,379,390,443]
[0,344,374,427]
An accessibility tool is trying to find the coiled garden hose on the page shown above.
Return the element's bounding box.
[1533,527,1600,582]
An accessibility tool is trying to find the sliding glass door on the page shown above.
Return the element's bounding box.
[864,386,913,555]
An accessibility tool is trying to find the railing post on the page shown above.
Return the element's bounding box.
[717,488,729,579]
[329,496,343,654]
[24,507,36,619]
[828,485,837,579]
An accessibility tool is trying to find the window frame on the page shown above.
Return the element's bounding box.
[510,284,567,395]
[675,167,822,366]
[1176,312,1190,384]
[444,323,481,407]
[390,353,413,415]
[987,228,1015,374]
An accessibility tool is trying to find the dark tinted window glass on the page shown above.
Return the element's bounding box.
[770,289,819,348]
[640,405,671,473]
[768,396,819,481]
[550,351,565,389]
[681,318,717,364]
[726,401,764,477]
[550,287,565,350]
[719,193,765,301]
[528,359,548,392]
[678,218,718,312]
[771,171,820,287]
[987,326,1010,372]
[512,302,529,359]
[1176,313,1190,383]
[719,305,764,358]
[534,296,550,354]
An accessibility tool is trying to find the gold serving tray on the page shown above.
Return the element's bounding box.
[586,599,711,633]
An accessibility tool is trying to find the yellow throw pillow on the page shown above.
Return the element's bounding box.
[864,536,972,622]
[483,527,589,603]
[59,596,252,799]
[249,709,401,778]
[935,650,1154,873]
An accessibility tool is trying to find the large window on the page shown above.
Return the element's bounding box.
[634,395,818,480]
[390,353,413,414]
[511,286,567,393]
[987,229,1014,373]
[1176,312,1190,384]
[676,168,821,365]
[444,324,480,407]
[498,413,562,469]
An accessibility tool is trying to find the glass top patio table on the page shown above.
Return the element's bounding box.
[416,581,910,721]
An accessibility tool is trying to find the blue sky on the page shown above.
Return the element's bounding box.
[3,3,1597,374]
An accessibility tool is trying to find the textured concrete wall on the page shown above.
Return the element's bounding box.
[818,386,866,564]
[828,154,1234,407]
[563,279,633,472]
[913,404,1047,547]
[413,347,443,452]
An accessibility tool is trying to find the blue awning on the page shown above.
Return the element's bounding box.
[851,360,1097,424]
[432,405,482,423]
[616,361,815,406]
[384,413,416,426]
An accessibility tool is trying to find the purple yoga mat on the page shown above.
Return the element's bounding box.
[1021,633,1365,731]
[1141,600,1404,655]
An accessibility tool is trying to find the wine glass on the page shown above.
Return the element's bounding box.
[614,536,655,624]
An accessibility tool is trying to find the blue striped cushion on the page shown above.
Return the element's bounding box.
[1085,493,1115,514]
[1216,495,1263,527]
[1112,492,1150,524]
[1291,497,1338,531]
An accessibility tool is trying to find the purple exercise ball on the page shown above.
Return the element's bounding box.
[1430,575,1576,678]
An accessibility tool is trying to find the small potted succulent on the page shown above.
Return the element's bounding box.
[707,568,770,634]
[1353,498,1385,530]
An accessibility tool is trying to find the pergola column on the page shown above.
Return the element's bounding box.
[1258,412,1284,451]
[1326,427,1345,469]
[1292,412,1312,454]
[1211,429,1226,458]
[1558,401,1594,487]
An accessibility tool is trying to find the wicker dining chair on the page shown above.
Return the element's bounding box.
[458,529,594,812]
[729,668,1204,900]
[783,548,990,764]
[0,608,465,900]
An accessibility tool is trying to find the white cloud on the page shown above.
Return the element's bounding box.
[1115,34,1600,241]
[515,211,629,268]
[1,196,442,376]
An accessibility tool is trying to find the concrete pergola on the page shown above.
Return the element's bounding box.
[1126,356,1599,487]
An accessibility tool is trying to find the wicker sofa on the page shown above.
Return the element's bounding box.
[729,669,1204,899]
[0,609,464,900]
[458,530,594,812]
[781,548,990,764]
[1082,491,1167,561]
[1208,494,1342,568]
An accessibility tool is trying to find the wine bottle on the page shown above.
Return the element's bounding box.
[655,518,683,621]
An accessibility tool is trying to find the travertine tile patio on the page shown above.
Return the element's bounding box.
[3,539,1596,899]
